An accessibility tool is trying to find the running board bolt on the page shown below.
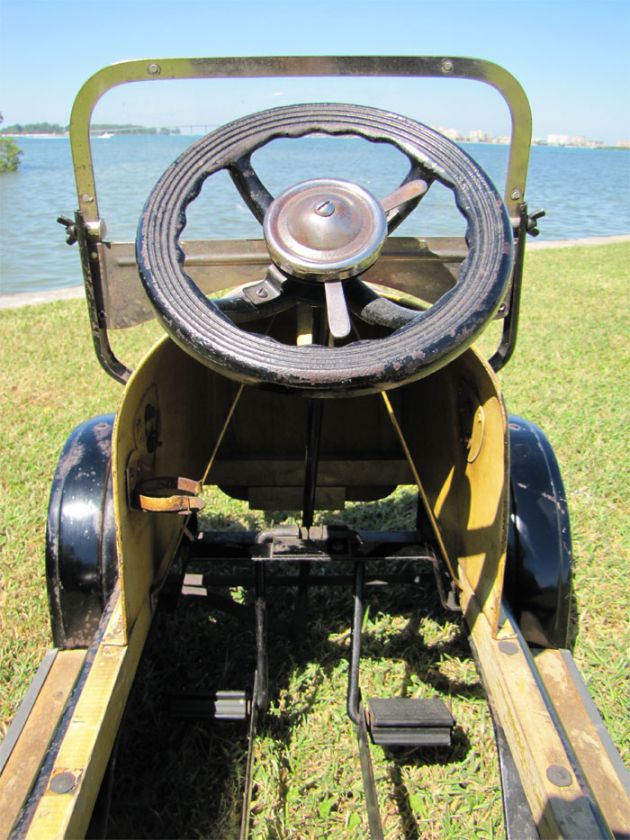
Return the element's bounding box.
[546,765,573,787]
[49,770,80,794]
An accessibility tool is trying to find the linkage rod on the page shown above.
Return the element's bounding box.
[239,671,260,840]
[347,561,385,839]
[295,308,327,631]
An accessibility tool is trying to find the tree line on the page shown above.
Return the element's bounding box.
[0,122,180,136]
[0,114,22,172]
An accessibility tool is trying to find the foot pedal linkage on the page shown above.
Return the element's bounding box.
[366,697,454,748]
[349,562,455,839]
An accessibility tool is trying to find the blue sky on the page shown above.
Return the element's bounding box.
[1,0,629,143]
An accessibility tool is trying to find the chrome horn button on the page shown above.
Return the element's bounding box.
[263,178,387,281]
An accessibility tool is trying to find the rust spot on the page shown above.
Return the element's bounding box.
[56,442,85,482]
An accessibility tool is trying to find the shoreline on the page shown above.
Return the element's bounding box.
[1,234,629,311]
[525,233,630,249]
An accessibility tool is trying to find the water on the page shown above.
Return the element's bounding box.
[1,134,629,295]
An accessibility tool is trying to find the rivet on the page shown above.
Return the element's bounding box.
[50,770,78,794]
[498,640,518,656]
[510,188,522,201]
[147,63,161,75]
[441,59,454,74]
[546,764,572,787]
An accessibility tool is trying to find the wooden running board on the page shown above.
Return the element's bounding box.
[533,647,630,838]
[0,649,86,837]
[461,570,627,838]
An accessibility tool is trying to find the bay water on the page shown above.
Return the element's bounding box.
[1,134,629,295]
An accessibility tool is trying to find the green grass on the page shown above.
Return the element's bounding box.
[0,243,628,838]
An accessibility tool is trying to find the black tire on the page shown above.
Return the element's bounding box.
[46,414,118,648]
[505,415,573,649]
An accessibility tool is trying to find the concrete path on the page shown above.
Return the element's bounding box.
[527,233,630,250]
[1,234,629,310]
[0,284,84,310]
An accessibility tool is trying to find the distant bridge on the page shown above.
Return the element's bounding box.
[175,124,220,134]
[90,124,221,137]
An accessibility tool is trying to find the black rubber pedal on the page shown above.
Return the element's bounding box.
[167,690,250,721]
[367,697,454,747]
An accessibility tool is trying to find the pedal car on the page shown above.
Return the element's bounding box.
[1,56,628,839]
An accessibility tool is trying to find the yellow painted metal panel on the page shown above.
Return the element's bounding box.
[112,336,221,636]
[398,348,508,632]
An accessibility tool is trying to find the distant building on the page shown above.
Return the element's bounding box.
[547,134,572,146]
[435,126,463,141]
[468,129,490,143]
[547,133,604,148]
[430,126,610,148]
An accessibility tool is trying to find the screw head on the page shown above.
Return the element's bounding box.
[314,200,336,217]
[441,59,454,73]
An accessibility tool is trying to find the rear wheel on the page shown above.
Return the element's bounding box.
[505,415,573,648]
[46,414,118,648]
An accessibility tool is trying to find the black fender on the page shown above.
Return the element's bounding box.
[45,414,118,648]
[505,415,573,648]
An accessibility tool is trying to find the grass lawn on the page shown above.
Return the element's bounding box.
[0,242,628,838]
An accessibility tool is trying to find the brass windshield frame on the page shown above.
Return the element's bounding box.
[70,55,532,226]
[68,56,533,383]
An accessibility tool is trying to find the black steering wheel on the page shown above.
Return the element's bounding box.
[137,103,513,397]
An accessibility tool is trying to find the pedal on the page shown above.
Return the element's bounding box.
[367,697,454,747]
[168,690,250,721]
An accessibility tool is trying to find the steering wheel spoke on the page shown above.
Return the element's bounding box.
[386,163,434,233]
[324,281,352,339]
[229,154,274,223]
[345,278,419,330]
[382,177,429,216]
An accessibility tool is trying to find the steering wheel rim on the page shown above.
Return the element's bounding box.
[137,103,513,397]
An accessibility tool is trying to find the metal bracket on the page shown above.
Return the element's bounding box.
[134,476,205,514]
